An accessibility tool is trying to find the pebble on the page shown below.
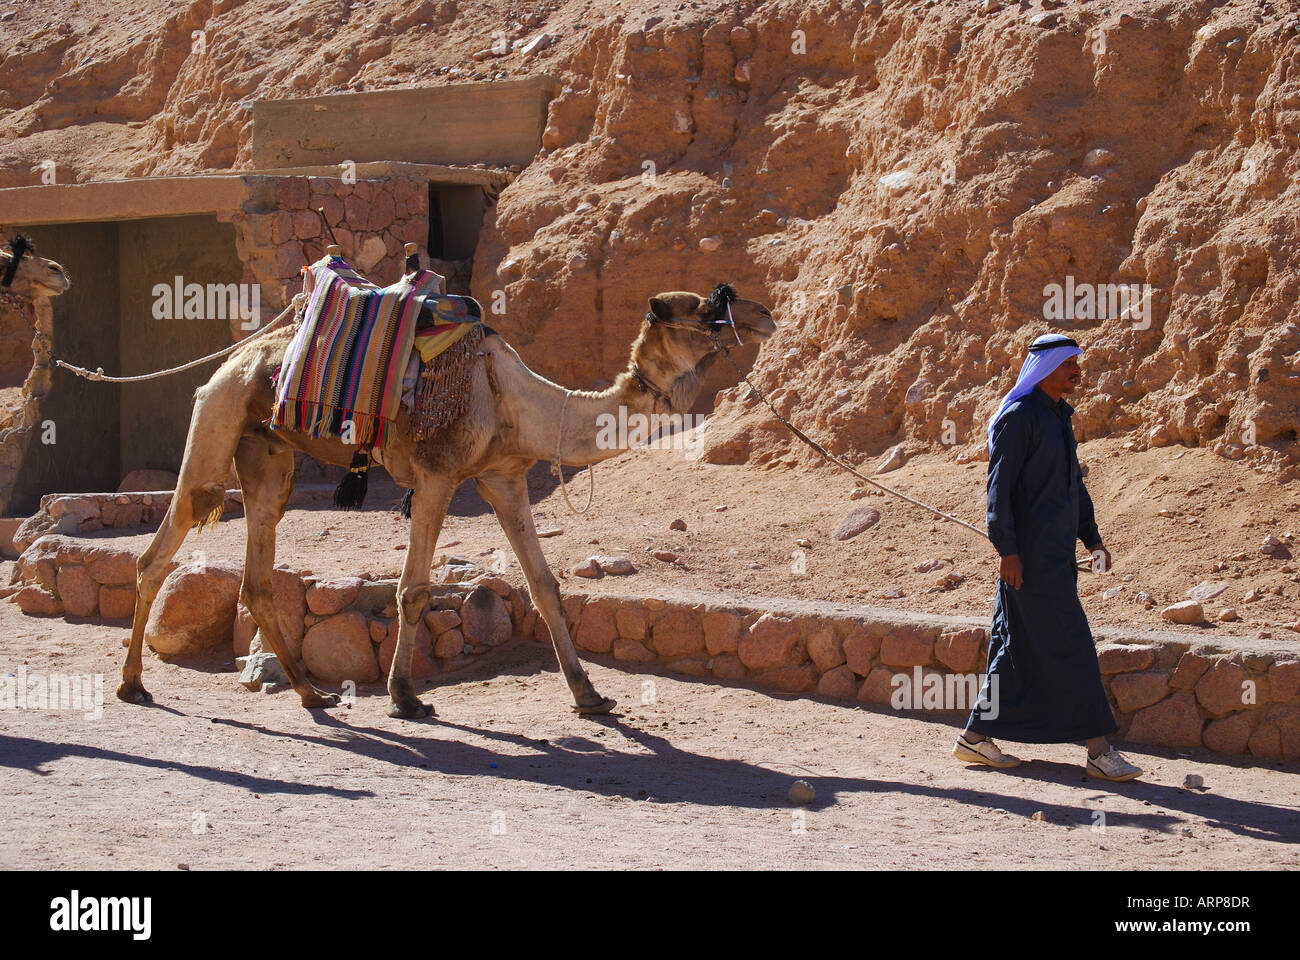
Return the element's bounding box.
[915,558,944,573]
[1183,773,1204,789]
[595,556,635,575]
[832,506,881,541]
[669,518,687,531]
[572,558,602,579]
[795,538,811,548]
[715,504,728,512]
[787,780,816,805]
[1218,607,1239,622]
[1103,587,1123,599]
[1161,600,1205,624]
[849,487,869,500]
[653,550,677,563]
[1030,810,1047,822]
[537,527,563,538]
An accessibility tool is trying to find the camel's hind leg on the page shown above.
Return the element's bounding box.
[474,471,615,714]
[118,381,246,704]
[234,435,338,709]
[387,469,454,719]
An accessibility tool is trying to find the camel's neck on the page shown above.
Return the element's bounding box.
[509,363,702,468]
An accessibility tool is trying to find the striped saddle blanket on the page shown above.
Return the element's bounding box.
[269,255,481,448]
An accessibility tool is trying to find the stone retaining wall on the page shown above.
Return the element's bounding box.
[6,534,1298,760]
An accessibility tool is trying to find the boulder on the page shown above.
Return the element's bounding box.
[1109,671,1171,713]
[14,584,61,617]
[433,628,466,659]
[710,654,746,681]
[841,625,882,676]
[1193,658,1250,717]
[614,605,649,641]
[702,609,743,655]
[1126,692,1203,748]
[1202,711,1256,754]
[98,584,136,620]
[301,611,378,683]
[305,576,364,616]
[612,638,656,662]
[575,600,617,653]
[56,564,98,618]
[377,621,438,679]
[460,584,512,647]
[879,626,937,668]
[737,613,805,671]
[1097,643,1157,674]
[651,609,705,659]
[753,664,818,693]
[145,562,242,657]
[934,627,986,673]
[806,624,845,672]
[238,652,288,692]
[816,664,859,699]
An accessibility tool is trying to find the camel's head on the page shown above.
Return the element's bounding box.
[1,234,71,300]
[630,283,777,410]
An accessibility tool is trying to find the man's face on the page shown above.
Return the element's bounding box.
[1041,354,1082,395]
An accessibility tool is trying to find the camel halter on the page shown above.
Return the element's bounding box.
[553,389,595,515]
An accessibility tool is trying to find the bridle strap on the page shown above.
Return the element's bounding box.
[630,362,675,407]
[1,237,30,289]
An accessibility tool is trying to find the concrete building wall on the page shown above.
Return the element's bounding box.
[252,77,556,169]
[117,216,242,476]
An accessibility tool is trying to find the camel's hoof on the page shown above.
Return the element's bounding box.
[300,691,340,709]
[573,696,617,716]
[388,699,435,720]
[116,682,152,704]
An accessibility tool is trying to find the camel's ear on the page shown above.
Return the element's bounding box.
[648,297,674,323]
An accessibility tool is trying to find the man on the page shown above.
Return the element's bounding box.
[953,333,1143,782]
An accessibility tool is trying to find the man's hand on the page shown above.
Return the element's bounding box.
[999,554,1024,590]
[1089,545,1112,574]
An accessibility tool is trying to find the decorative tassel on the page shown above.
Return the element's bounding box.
[397,488,413,519]
[334,449,370,509]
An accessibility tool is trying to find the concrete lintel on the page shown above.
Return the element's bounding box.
[0,175,252,227]
[247,160,514,186]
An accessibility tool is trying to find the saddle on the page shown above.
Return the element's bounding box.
[269,255,483,450]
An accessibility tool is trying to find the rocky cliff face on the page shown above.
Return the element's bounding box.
[3,0,1298,474]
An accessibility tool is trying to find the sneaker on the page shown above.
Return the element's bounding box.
[953,733,1021,769]
[1086,747,1143,782]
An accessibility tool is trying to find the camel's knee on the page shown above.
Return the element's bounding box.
[240,580,273,614]
[398,584,431,624]
[188,482,227,528]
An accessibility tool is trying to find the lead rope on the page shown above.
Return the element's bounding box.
[715,336,987,540]
[554,388,595,515]
[27,293,306,383]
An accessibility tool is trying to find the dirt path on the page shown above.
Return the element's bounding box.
[2,602,1297,869]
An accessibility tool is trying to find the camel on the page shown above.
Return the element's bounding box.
[0,235,71,301]
[117,274,777,719]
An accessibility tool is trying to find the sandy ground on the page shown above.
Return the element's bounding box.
[2,599,1297,870]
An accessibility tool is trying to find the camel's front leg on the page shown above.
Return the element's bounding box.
[387,470,454,719]
[475,472,616,714]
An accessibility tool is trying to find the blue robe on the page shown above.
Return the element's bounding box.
[966,385,1117,743]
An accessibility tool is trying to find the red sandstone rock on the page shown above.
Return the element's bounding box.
[753,664,818,693]
[615,605,649,641]
[806,623,845,672]
[816,664,859,699]
[14,584,61,617]
[737,613,805,671]
[305,576,364,616]
[423,608,462,634]
[856,666,898,706]
[1169,651,1212,689]
[710,654,746,681]
[434,628,466,659]
[878,626,937,668]
[1202,711,1256,754]
[98,584,136,620]
[1194,658,1250,717]
[702,609,742,655]
[302,611,378,683]
[665,657,709,677]
[575,600,616,653]
[377,624,438,680]
[1267,661,1300,703]
[934,627,986,673]
[1109,671,1171,713]
[1097,643,1157,674]
[56,564,97,618]
[842,626,881,676]
[1126,692,1203,748]
[613,638,656,663]
[145,562,241,657]
[651,608,705,658]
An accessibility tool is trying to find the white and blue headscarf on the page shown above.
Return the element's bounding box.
[986,334,1081,449]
